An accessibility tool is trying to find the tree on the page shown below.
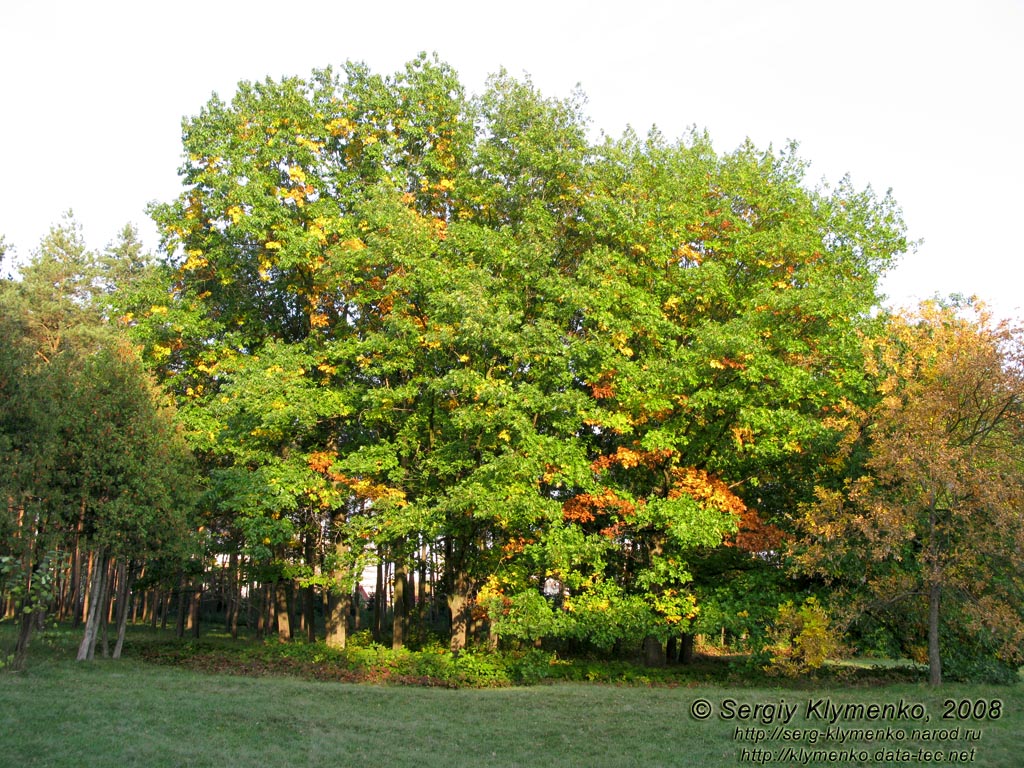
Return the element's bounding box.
[146,55,909,655]
[797,299,1024,685]
[68,345,198,660]
[484,132,906,657]
[0,217,198,668]
[146,56,596,651]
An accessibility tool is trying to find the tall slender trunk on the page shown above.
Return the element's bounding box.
[392,560,407,650]
[927,498,943,687]
[80,549,95,630]
[160,590,171,631]
[68,501,86,626]
[175,572,188,639]
[190,578,202,639]
[12,609,38,671]
[304,534,316,642]
[131,566,145,625]
[254,582,266,640]
[77,551,108,661]
[11,534,41,670]
[113,560,132,659]
[99,557,116,658]
[928,581,942,686]
[418,542,428,617]
[227,552,240,640]
[372,561,384,642]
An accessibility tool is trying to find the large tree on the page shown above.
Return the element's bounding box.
[147,55,908,653]
[797,300,1024,684]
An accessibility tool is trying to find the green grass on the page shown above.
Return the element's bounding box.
[2,625,1022,767]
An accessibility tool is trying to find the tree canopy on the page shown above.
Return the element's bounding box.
[23,56,1020,686]
[135,53,908,654]
[796,299,1024,684]
[1,217,198,668]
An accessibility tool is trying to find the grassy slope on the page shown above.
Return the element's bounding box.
[1,628,1020,768]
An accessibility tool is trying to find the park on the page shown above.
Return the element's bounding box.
[2,52,1022,767]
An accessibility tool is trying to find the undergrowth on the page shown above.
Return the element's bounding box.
[129,630,930,690]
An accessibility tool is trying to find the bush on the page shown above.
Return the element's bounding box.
[765,597,845,677]
[940,624,1020,685]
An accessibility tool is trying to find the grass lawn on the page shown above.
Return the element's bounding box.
[1,626,1021,767]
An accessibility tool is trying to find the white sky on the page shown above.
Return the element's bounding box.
[2,0,1021,317]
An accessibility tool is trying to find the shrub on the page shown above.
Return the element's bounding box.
[765,597,845,677]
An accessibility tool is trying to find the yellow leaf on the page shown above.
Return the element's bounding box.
[340,237,366,251]
[265,241,282,250]
[327,117,354,137]
[182,250,208,271]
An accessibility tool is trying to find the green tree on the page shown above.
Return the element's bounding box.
[147,55,909,655]
[491,131,907,657]
[0,217,198,668]
[147,56,597,651]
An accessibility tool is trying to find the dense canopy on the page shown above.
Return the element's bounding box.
[6,55,1019,685]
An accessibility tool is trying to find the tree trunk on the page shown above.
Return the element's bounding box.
[225,551,239,638]
[642,635,666,667]
[392,561,407,650]
[229,574,240,641]
[68,502,86,626]
[190,580,202,639]
[77,551,108,661]
[680,632,695,664]
[928,581,942,686]
[254,583,266,640]
[12,609,37,671]
[131,567,145,625]
[447,570,472,654]
[175,572,188,639]
[99,557,116,658]
[79,549,95,630]
[372,561,384,642]
[926,498,943,687]
[160,590,172,631]
[325,544,351,649]
[112,560,132,659]
[303,535,316,642]
[274,581,291,642]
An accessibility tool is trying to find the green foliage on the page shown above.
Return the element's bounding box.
[4,54,911,659]
[939,610,1021,685]
[137,634,558,688]
[0,552,62,616]
[0,214,200,666]
[691,556,796,651]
